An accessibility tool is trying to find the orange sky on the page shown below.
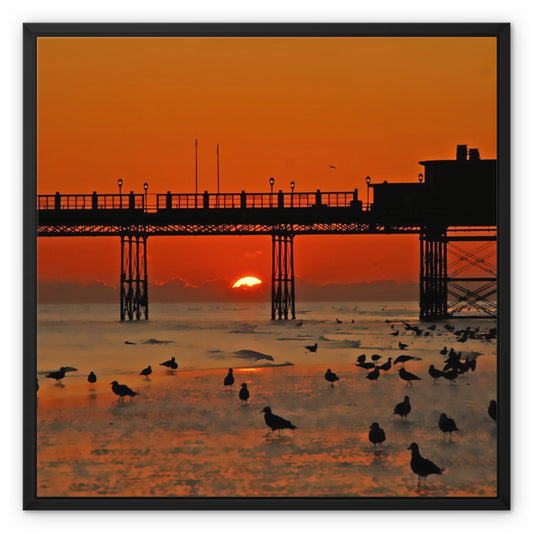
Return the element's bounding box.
[37,36,496,287]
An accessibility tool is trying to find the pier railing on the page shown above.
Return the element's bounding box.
[37,190,367,212]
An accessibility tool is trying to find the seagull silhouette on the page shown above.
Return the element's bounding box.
[399,367,421,387]
[393,396,411,418]
[239,383,250,403]
[488,400,497,421]
[439,413,460,440]
[224,368,235,387]
[139,365,152,380]
[88,371,97,384]
[45,367,66,384]
[160,356,178,370]
[305,343,318,353]
[379,357,392,371]
[366,367,380,383]
[329,165,336,169]
[428,364,443,383]
[325,368,340,387]
[368,422,386,449]
[110,381,138,401]
[408,442,443,488]
[261,406,297,435]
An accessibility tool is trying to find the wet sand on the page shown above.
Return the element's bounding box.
[37,357,497,498]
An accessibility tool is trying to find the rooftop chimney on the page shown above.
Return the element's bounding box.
[469,148,480,160]
[456,144,468,161]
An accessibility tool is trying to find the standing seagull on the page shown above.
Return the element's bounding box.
[239,383,250,403]
[261,406,297,435]
[393,396,411,418]
[428,364,443,383]
[379,357,393,371]
[439,413,460,440]
[325,368,340,388]
[305,342,318,353]
[45,367,66,384]
[110,381,138,401]
[224,368,235,387]
[399,367,421,387]
[399,341,408,350]
[88,371,97,384]
[408,442,443,488]
[488,400,497,421]
[160,356,178,370]
[139,365,152,380]
[368,422,386,449]
[366,367,380,383]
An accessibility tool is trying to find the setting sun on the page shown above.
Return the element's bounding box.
[232,277,262,288]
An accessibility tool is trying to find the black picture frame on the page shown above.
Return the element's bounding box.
[23,22,510,511]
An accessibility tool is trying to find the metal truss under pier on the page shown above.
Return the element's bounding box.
[120,232,148,321]
[419,228,497,320]
[271,229,295,320]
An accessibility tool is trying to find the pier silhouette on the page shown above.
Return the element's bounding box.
[37,145,497,321]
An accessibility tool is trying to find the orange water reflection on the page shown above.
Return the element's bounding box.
[37,363,497,497]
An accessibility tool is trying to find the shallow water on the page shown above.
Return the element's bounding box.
[36,301,498,497]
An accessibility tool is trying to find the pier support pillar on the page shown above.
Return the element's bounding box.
[271,230,295,320]
[120,232,149,321]
[419,227,448,321]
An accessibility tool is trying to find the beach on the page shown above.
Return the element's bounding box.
[37,302,497,497]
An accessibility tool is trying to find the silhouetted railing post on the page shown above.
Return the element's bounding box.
[92,191,98,210]
[315,189,322,206]
[129,191,135,210]
[203,191,209,209]
[166,191,172,210]
[240,190,246,208]
[278,190,284,208]
[54,192,61,210]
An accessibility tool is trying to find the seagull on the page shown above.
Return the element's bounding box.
[488,400,497,421]
[394,355,417,365]
[45,367,66,384]
[305,342,318,353]
[110,381,138,400]
[239,383,250,403]
[329,165,336,169]
[356,361,375,370]
[325,368,340,387]
[139,365,152,380]
[399,367,421,387]
[408,442,443,488]
[368,422,386,449]
[88,371,97,384]
[441,368,459,384]
[393,396,411,418]
[439,413,460,440]
[366,367,380,383]
[390,330,399,336]
[379,357,392,371]
[399,342,408,350]
[428,364,443,383]
[440,346,448,355]
[371,354,382,362]
[357,354,367,364]
[160,356,178,370]
[261,406,297,435]
[224,368,235,387]
[336,318,342,323]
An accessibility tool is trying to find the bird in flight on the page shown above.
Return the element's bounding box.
[329,165,336,169]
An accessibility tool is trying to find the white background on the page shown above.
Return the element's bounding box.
[1,1,530,531]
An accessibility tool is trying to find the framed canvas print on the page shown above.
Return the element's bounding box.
[23,23,510,510]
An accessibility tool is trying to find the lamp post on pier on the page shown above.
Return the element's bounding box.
[290,180,295,207]
[269,177,275,207]
[118,178,123,209]
[144,182,149,212]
